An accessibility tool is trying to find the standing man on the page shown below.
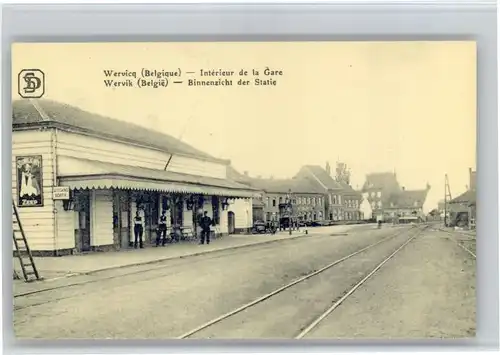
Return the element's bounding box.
[199,211,213,245]
[156,210,168,246]
[134,210,144,249]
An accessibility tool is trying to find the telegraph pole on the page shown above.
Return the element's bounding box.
[288,189,293,235]
[444,174,452,227]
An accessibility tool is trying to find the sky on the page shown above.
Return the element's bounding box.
[12,41,476,212]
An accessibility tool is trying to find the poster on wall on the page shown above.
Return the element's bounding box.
[16,155,43,207]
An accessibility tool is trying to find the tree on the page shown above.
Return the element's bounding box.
[335,162,351,185]
[428,208,439,217]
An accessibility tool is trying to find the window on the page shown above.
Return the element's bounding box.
[266,197,270,207]
[377,191,382,198]
[272,199,276,207]
[329,195,332,204]
[293,199,296,204]
[332,195,337,204]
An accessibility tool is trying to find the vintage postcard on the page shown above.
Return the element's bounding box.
[12,41,476,339]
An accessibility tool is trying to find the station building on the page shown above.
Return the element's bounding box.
[12,99,259,256]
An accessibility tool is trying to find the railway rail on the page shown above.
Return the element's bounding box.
[436,228,476,259]
[14,227,395,310]
[177,225,427,339]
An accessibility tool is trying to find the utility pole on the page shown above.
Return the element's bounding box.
[444,174,452,227]
[288,189,293,235]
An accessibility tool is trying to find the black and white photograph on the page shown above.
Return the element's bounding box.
[12,41,476,339]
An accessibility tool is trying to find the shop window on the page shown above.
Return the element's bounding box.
[212,196,220,225]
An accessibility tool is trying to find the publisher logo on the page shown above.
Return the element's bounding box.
[18,69,45,98]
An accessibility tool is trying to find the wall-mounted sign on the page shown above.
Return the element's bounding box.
[16,155,43,207]
[53,186,70,200]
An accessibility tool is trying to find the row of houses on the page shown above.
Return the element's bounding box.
[361,172,431,223]
[227,162,365,225]
[12,99,432,256]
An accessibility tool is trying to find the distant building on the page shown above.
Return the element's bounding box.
[245,178,326,224]
[448,168,476,229]
[361,172,430,223]
[359,192,373,220]
[226,168,325,224]
[384,186,431,223]
[361,172,401,219]
[294,165,345,221]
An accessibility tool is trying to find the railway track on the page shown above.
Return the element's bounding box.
[14,228,395,310]
[436,228,476,259]
[177,225,427,339]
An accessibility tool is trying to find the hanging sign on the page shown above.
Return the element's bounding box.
[53,186,70,200]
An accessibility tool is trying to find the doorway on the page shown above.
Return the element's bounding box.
[75,190,91,253]
[228,211,235,234]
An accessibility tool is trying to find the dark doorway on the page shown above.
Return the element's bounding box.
[228,211,235,234]
[75,190,91,253]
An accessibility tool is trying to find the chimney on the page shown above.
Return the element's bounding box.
[469,167,473,190]
[326,161,331,176]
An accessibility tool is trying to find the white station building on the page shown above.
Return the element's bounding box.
[12,99,259,256]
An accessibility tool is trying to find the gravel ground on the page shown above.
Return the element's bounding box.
[14,226,407,339]
[304,229,476,339]
[186,229,419,339]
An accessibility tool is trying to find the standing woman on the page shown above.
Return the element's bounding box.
[134,210,144,249]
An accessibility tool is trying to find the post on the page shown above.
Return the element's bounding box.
[444,175,447,227]
[288,189,292,235]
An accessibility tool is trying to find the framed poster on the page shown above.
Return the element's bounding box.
[16,155,43,207]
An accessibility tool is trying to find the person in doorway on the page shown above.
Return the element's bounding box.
[156,210,168,247]
[199,211,213,245]
[134,210,144,249]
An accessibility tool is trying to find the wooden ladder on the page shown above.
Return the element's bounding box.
[12,200,41,282]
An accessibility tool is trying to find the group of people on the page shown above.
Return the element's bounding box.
[133,210,215,248]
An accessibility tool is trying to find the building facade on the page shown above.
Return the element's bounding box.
[294,164,363,221]
[361,171,430,222]
[12,99,258,255]
[239,178,326,224]
[448,168,476,229]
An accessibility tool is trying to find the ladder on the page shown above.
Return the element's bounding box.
[12,200,41,282]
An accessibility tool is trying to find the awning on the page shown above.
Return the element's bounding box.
[57,156,260,198]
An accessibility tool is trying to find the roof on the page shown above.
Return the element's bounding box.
[58,156,259,194]
[245,177,325,194]
[450,189,476,206]
[387,189,429,209]
[299,165,344,190]
[226,166,253,185]
[337,181,362,197]
[362,172,401,192]
[12,99,227,164]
